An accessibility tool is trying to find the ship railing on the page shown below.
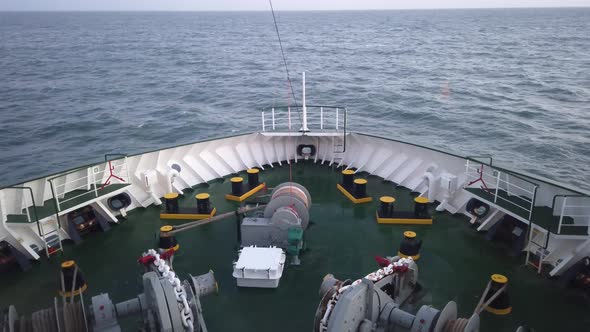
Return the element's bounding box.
[552,195,590,235]
[48,156,130,212]
[261,105,346,133]
[3,186,42,232]
[464,159,538,221]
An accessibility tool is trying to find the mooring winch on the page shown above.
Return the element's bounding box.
[240,182,312,264]
[313,254,523,332]
[313,256,481,332]
[1,254,217,332]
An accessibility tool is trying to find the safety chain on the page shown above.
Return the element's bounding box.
[144,249,194,332]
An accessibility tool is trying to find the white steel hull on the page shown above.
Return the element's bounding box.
[1,131,589,277]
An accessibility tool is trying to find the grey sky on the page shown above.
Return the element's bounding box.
[1,0,589,11]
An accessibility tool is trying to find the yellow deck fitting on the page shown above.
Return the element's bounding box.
[376,196,433,225]
[484,273,512,315]
[60,283,88,297]
[196,193,210,200]
[161,191,216,220]
[164,192,179,199]
[404,231,416,238]
[414,196,429,204]
[59,260,88,297]
[491,274,508,284]
[485,306,512,315]
[61,260,75,268]
[160,208,217,220]
[380,196,396,204]
[375,212,433,225]
[246,168,260,174]
[225,183,266,202]
[160,225,174,232]
[336,183,373,204]
[397,252,421,260]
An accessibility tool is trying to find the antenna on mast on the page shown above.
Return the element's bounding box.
[268,0,299,108]
[301,72,309,132]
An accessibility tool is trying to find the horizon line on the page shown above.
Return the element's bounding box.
[1,6,590,13]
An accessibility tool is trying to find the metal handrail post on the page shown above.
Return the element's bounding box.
[23,191,31,222]
[301,72,309,131]
[272,108,276,130]
[558,197,567,234]
[494,171,501,203]
[261,112,266,131]
[48,179,64,235]
[530,186,538,222]
[124,156,130,183]
[343,108,347,152]
[465,160,471,186]
[506,174,511,196]
[320,107,323,130]
[7,186,41,236]
[90,167,98,197]
[49,179,61,212]
[335,108,339,131]
[288,107,291,130]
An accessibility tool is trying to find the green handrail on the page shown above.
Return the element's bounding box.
[529,194,590,250]
[6,186,42,237]
[104,153,127,162]
[46,154,127,182]
[551,194,590,211]
[466,158,539,187]
[550,194,590,235]
[465,155,493,166]
[342,108,347,153]
[48,178,64,233]
[262,104,349,111]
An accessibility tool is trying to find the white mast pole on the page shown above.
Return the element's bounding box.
[301,72,309,131]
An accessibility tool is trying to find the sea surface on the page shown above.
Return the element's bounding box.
[1,9,589,190]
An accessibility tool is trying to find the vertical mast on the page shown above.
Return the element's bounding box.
[301,72,309,132]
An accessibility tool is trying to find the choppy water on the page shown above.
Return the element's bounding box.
[1,9,589,189]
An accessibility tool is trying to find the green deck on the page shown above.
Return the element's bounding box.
[465,187,588,236]
[0,163,588,331]
[5,214,29,224]
[6,184,129,224]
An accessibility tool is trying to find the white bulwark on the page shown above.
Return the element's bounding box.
[233,246,286,288]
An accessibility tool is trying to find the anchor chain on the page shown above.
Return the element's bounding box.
[144,249,194,332]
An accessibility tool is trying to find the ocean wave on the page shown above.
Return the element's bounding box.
[0,10,589,190]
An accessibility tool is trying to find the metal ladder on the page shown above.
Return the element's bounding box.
[524,224,550,274]
[39,218,64,257]
[330,135,345,168]
[330,108,347,168]
[6,186,63,258]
